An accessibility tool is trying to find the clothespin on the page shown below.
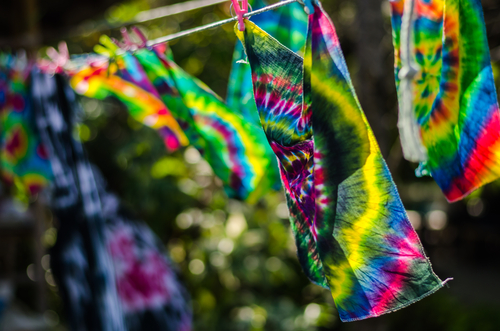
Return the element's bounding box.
[46,41,69,69]
[231,0,248,32]
[299,0,319,15]
[39,41,80,75]
[120,27,133,49]
[93,35,123,77]
[131,26,148,48]
[94,35,121,58]
[113,27,148,51]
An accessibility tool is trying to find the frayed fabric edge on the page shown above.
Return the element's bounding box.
[339,278,454,323]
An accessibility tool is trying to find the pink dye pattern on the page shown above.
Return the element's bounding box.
[371,259,409,316]
[108,228,172,312]
[370,229,424,315]
[194,113,242,174]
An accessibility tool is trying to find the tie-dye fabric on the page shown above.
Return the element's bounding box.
[237,4,445,322]
[95,168,192,331]
[226,0,308,126]
[0,62,52,197]
[134,47,278,202]
[391,0,500,202]
[32,70,192,331]
[69,54,188,152]
[32,69,126,331]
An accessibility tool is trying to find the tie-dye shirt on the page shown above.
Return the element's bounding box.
[391,0,500,202]
[237,4,445,322]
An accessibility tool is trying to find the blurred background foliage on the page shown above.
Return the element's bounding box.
[2,0,500,330]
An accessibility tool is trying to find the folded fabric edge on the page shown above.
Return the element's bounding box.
[340,278,453,323]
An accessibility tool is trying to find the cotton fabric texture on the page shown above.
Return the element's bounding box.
[236,4,445,322]
[391,0,500,202]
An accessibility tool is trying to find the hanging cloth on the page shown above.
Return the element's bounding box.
[31,68,126,331]
[31,68,125,331]
[226,0,308,126]
[94,167,192,331]
[69,52,189,152]
[236,3,446,322]
[0,58,52,198]
[32,69,193,331]
[133,45,279,202]
[391,0,500,202]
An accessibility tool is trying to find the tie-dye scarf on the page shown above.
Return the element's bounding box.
[226,0,308,126]
[391,0,500,202]
[69,53,188,152]
[0,60,52,198]
[236,4,446,322]
[134,46,278,201]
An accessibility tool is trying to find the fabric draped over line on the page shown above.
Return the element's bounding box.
[134,46,281,201]
[226,0,308,126]
[236,4,444,322]
[0,60,52,197]
[391,0,500,202]
[69,54,189,152]
[31,69,192,331]
[69,43,280,201]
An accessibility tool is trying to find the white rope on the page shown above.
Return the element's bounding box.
[147,0,300,46]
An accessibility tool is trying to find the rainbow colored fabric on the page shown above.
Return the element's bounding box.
[226,0,308,126]
[391,0,500,202]
[134,46,279,201]
[69,53,189,152]
[0,62,52,197]
[237,4,444,322]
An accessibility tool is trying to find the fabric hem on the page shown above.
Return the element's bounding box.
[340,278,453,323]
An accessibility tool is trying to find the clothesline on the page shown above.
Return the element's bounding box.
[80,0,301,58]
[0,0,300,49]
[65,0,230,40]
[147,0,300,46]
